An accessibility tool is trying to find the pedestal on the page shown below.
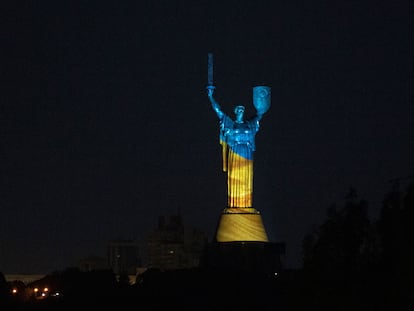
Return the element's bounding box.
[201,207,285,274]
[215,207,268,242]
[202,241,286,275]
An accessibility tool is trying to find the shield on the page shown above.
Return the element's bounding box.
[253,86,271,115]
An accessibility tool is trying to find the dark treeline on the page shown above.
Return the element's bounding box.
[289,182,414,310]
[0,267,283,310]
[1,182,413,310]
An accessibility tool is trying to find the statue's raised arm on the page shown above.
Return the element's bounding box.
[207,86,224,119]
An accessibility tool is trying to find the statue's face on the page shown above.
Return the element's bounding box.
[234,105,245,116]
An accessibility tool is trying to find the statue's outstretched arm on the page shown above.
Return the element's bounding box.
[207,86,224,119]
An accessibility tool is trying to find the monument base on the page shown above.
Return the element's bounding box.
[201,207,285,275]
[201,241,286,275]
[215,207,269,242]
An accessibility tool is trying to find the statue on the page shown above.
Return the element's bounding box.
[205,53,272,242]
[207,85,271,209]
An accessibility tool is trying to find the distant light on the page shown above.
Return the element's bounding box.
[12,288,18,294]
[43,287,49,292]
[274,272,278,277]
[34,287,39,293]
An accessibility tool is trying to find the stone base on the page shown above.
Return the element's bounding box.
[215,207,269,242]
[201,241,286,275]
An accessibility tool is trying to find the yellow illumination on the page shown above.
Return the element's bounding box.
[215,208,269,242]
[222,144,255,208]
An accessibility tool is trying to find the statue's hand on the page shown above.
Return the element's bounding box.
[206,85,215,97]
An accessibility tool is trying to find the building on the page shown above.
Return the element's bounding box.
[146,214,208,270]
[77,255,108,272]
[107,238,141,275]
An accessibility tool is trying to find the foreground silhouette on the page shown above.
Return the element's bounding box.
[2,183,413,310]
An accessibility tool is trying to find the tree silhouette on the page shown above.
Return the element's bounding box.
[299,183,414,310]
[301,188,379,310]
[378,181,414,309]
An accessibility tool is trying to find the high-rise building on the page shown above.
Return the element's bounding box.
[107,238,141,275]
[146,214,208,270]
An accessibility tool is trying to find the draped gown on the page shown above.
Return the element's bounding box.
[218,114,261,208]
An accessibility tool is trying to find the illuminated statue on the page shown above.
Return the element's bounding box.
[205,53,271,242]
[207,85,271,208]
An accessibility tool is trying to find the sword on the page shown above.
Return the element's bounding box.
[207,52,215,90]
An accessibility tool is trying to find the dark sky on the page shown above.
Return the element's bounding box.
[2,1,414,274]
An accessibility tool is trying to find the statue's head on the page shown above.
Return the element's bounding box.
[234,105,245,122]
[234,105,245,114]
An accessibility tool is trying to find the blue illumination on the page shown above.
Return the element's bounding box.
[207,85,271,208]
[207,86,270,160]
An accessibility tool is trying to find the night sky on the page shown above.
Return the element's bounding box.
[2,1,413,274]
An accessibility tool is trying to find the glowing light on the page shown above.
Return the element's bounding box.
[207,63,272,242]
[215,211,269,242]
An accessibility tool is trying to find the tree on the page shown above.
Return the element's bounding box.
[378,181,414,308]
[301,188,379,310]
[0,272,11,304]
